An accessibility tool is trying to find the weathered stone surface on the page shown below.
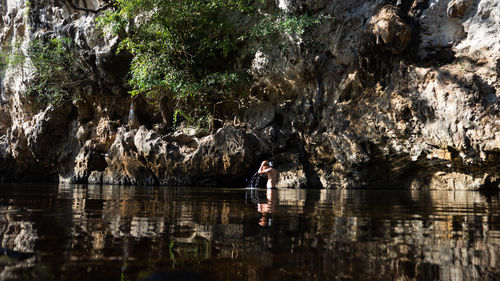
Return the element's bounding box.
[0,0,498,190]
[447,0,475,18]
[418,0,465,61]
[367,5,412,55]
[455,0,500,60]
[237,102,275,130]
[272,153,307,189]
[94,125,270,186]
[88,170,103,184]
[24,104,76,162]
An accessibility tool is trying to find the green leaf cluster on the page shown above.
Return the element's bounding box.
[0,43,25,76]
[98,1,327,129]
[251,13,328,39]
[26,38,89,105]
[98,0,254,128]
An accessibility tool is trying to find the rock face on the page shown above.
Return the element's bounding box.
[0,0,498,190]
[368,5,412,55]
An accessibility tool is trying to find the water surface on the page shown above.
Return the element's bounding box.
[0,184,499,281]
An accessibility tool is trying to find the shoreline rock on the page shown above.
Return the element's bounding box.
[0,0,498,190]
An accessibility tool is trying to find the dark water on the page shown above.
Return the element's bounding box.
[0,184,499,281]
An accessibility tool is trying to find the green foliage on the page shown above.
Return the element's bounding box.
[98,0,254,128]
[169,240,175,262]
[98,1,327,129]
[26,38,88,105]
[251,13,328,39]
[1,39,82,106]
[24,1,32,20]
[248,12,329,58]
[173,108,213,133]
[0,53,7,76]
[0,42,25,75]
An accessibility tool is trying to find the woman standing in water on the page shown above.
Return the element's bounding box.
[258,160,277,189]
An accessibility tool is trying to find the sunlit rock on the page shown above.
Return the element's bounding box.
[419,0,465,60]
[0,0,497,190]
[447,0,475,18]
[367,5,412,55]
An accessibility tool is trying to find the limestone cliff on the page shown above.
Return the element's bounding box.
[0,0,498,189]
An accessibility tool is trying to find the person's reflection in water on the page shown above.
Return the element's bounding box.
[257,189,277,227]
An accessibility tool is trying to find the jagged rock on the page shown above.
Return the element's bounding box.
[447,0,474,18]
[101,128,157,185]
[187,125,270,185]
[93,125,270,186]
[419,0,466,60]
[455,0,500,60]
[428,171,486,190]
[272,153,307,189]
[88,170,103,184]
[23,104,79,176]
[367,5,412,55]
[0,0,498,190]
[237,102,275,130]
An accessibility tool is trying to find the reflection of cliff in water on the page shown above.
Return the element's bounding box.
[0,184,499,280]
[0,205,37,280]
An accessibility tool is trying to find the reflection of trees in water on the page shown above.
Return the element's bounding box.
[0,185,499,280]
